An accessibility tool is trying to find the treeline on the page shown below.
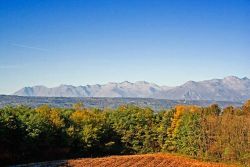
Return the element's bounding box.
[0,101,249,166]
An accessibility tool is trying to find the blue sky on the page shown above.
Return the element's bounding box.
[0,0,249,94]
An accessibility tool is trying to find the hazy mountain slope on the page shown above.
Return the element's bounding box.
[14,81,170,98]
[164,76,250,101]
[13,76,250,101]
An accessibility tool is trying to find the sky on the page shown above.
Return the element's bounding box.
[0,0,249,94]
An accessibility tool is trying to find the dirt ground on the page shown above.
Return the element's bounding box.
[61,154,235,167]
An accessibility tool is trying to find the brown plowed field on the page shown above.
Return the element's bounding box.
[62,154,235,167]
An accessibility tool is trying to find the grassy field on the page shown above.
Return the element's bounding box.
[61,154,235,167]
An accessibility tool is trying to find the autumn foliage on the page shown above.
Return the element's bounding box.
[0,101,249,166]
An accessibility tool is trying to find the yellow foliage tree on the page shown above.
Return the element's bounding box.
[35,105,64,129]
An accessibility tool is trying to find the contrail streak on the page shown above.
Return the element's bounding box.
[10,43,49,51]
[0,65,21,69]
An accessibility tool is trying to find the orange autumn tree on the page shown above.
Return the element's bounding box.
[164,105,201,153]
[218,101,249,164]
[243,100,250,113]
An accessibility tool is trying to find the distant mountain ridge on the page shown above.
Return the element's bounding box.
[14,76,250,102]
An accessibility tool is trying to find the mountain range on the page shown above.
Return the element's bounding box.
[14,76,250,102]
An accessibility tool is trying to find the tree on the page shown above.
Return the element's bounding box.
[243,100,250,113]
[164,105,200,152]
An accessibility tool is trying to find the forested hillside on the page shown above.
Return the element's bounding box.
[0,101,249,166]
[0,95,243,110]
